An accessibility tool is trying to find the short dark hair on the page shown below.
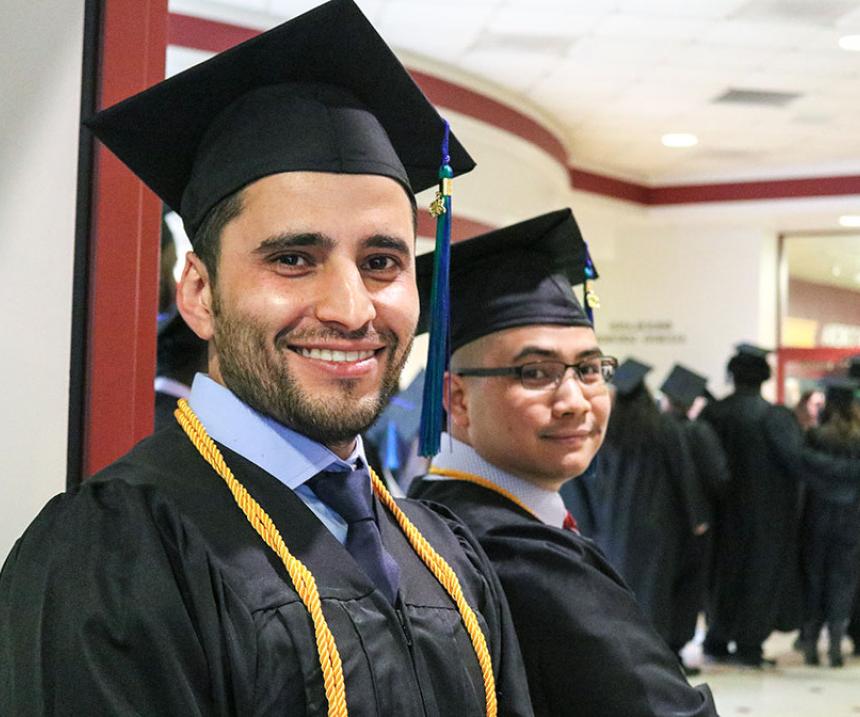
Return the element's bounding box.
[191,182,417,283]
[191,190,245,284]
[728,354,771,387]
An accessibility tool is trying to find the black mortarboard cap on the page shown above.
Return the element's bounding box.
[85,0,474,238]
[660,363,708,407]
[416,209,594,353]
[728,342,771,383]
[848,354,860,380]
[734,342,772,359]
[612,358,653,396]
[820,376,860,410]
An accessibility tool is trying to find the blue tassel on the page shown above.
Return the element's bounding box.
[584,241,599,326]
[384,419,401,472]
[419,121,453,457]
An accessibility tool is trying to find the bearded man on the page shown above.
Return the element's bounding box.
[0,3,532,715]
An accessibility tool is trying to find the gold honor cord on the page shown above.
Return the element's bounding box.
[175,399,497,717]
[429,467,540,521]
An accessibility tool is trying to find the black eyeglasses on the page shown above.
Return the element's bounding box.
[455,356,618,391]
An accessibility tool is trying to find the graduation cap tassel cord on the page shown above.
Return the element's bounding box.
[175,399,497,717]
[584,241,600,325]
[419,120,454,457]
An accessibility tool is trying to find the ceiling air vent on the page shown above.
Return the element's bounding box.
[713,88,801,107]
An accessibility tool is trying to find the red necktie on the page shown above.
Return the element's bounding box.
[563,511,580,534]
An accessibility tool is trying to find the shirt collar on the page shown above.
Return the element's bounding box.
[429,433,568,528]
[188,373,366,489]
[154,376,191,399]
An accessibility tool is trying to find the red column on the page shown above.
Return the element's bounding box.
[84,0,168,477]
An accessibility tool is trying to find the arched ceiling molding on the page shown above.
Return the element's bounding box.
[167,12,860,207]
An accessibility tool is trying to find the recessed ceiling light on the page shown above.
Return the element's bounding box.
[833,266,843,277]
[839,35,860,52]
[661,133,698,148]
[838,215,860,227]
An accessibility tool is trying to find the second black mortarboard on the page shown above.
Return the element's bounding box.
[660,364,708,407]
[612,358,653,397]
[820,376,860,411]
[734,342,772,359]
[86,0,475,238]
[847,354,860,380]
[416,208,595,353]
[728,342,771,383]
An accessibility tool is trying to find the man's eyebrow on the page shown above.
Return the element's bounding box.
[511,346,559,363]
[253,232,335,254]
[363,234,412,255]
[511,345,603,363]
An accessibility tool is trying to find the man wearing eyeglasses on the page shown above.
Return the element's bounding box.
[410,210,718,717]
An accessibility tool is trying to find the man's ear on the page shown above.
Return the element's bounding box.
[176,252,215,341]
[443,371,470,430]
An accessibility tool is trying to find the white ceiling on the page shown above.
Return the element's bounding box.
[169,0,860,185]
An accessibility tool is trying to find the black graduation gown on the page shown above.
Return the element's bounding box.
[668,416,730,650]
[154,389,181,432]
[800,426,860,628]
[589,414,707,647]
[700,392,807,647]
[0,422,533,717]
[409,479,718,717]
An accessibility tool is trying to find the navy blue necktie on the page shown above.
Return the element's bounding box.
[308,466,401,604]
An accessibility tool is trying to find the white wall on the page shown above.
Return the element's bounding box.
[0,1,85,561]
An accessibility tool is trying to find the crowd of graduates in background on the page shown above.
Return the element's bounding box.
[562,346,860,671]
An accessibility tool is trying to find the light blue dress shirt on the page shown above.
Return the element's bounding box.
[188,373,368,544]
[427,433,568,528]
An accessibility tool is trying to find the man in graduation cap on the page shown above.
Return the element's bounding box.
[0,2,534,715]
[410,210,718,717]
[699,343,801,665]
[660,364,729,668]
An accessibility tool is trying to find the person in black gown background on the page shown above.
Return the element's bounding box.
[660,363,730,672]
[699,343,859,667]
[799,378,860,667]
[700,344,801,666]
[591,358,710,672]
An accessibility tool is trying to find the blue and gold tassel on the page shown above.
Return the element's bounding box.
[419,121,454,457]
[584,241,600,325]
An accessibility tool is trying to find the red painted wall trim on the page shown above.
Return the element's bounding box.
[775,347,860,404]
[169,11,259,51]
[649,175,860,205]
[568,167,650,205]
[409,70,568,166]
[86,0,168,476]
